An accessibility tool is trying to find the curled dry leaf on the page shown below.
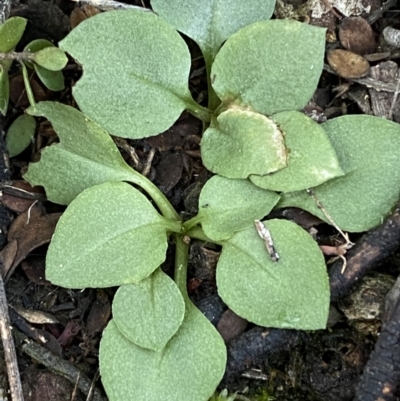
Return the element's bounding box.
[339,17,376,55]
[327,49,370,79]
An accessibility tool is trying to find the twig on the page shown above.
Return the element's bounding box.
[329,201,400,302]
[0,275,24,401]
[141,147,155,177]
[21,338,107,401]
[367,0,398,24]
[86,369,100,401]
[354,296,400,400]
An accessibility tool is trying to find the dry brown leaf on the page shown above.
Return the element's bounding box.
[327,49,370,79]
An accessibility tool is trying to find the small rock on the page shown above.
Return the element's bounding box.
[327,49,370,79]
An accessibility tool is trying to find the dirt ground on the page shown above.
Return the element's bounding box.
[1,0,400,400]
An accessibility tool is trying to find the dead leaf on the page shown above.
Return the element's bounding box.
[70,4,101,29]
[155,151,183,194]
[339,17,376,55]
[85,290,110,337]
[3,205,61,279]
[21,258,51,285]
[327,49,370,79]
[0,181,45,213]
[12,305,59,324]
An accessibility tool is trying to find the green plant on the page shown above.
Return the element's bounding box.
[0,17,67,156]
[9,1,400,400]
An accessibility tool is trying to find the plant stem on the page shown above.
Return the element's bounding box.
[183,214,203,231]
[21,62,36,109]
[0,51,35,62]
[185,99,212,123]
[163,218,183,234]
[126,170,180,221]
[185,225,221,245]
[204,52,221,111]
[174,234,190,303]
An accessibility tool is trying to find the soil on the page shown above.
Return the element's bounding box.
[1,0,400,400]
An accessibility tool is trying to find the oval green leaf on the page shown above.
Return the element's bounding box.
[250,111,344,192]
[23,39,65,90]
[100,304,226,401]
[6,114,36,157]
[24,39,54,69]
[211,19,326,116]
[59,9,194,139]
[34,65,64,91]
[217,219,329,329]
[113,269,185,351]
[0,17,27,53]
[279,115,400,232]
[24,101,139,205]
[151,0,275,59]
[201,106,287,178]
[33,47,68,71]
[46,182,172,288]
[197,175,280,241]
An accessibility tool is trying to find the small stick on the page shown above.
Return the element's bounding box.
[0,275,24,401]
[254,220,280,262]
[141,147,155,177]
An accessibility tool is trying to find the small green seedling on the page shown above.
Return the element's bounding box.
[16,1,400,400]
[0,17,67,155]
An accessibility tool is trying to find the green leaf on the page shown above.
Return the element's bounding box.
[23,39,54,68]
[201,106,287,178]
[151,0,275,59]
[216,219,329,329]
[0,17,27,53]
[100,303,226,401]
[59,9,195,139]
[34,65,64,91]
[113,269,185,351]
[211,19,326,116]
[6,114,36,157]
[24,101,139,205]
[33,47,68,71]
[196,175,280,241]
[250,111,344,192]
[0,63,9,115]
[46,182,174,288]
[24,39,65,91]
[279,115,400,232]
